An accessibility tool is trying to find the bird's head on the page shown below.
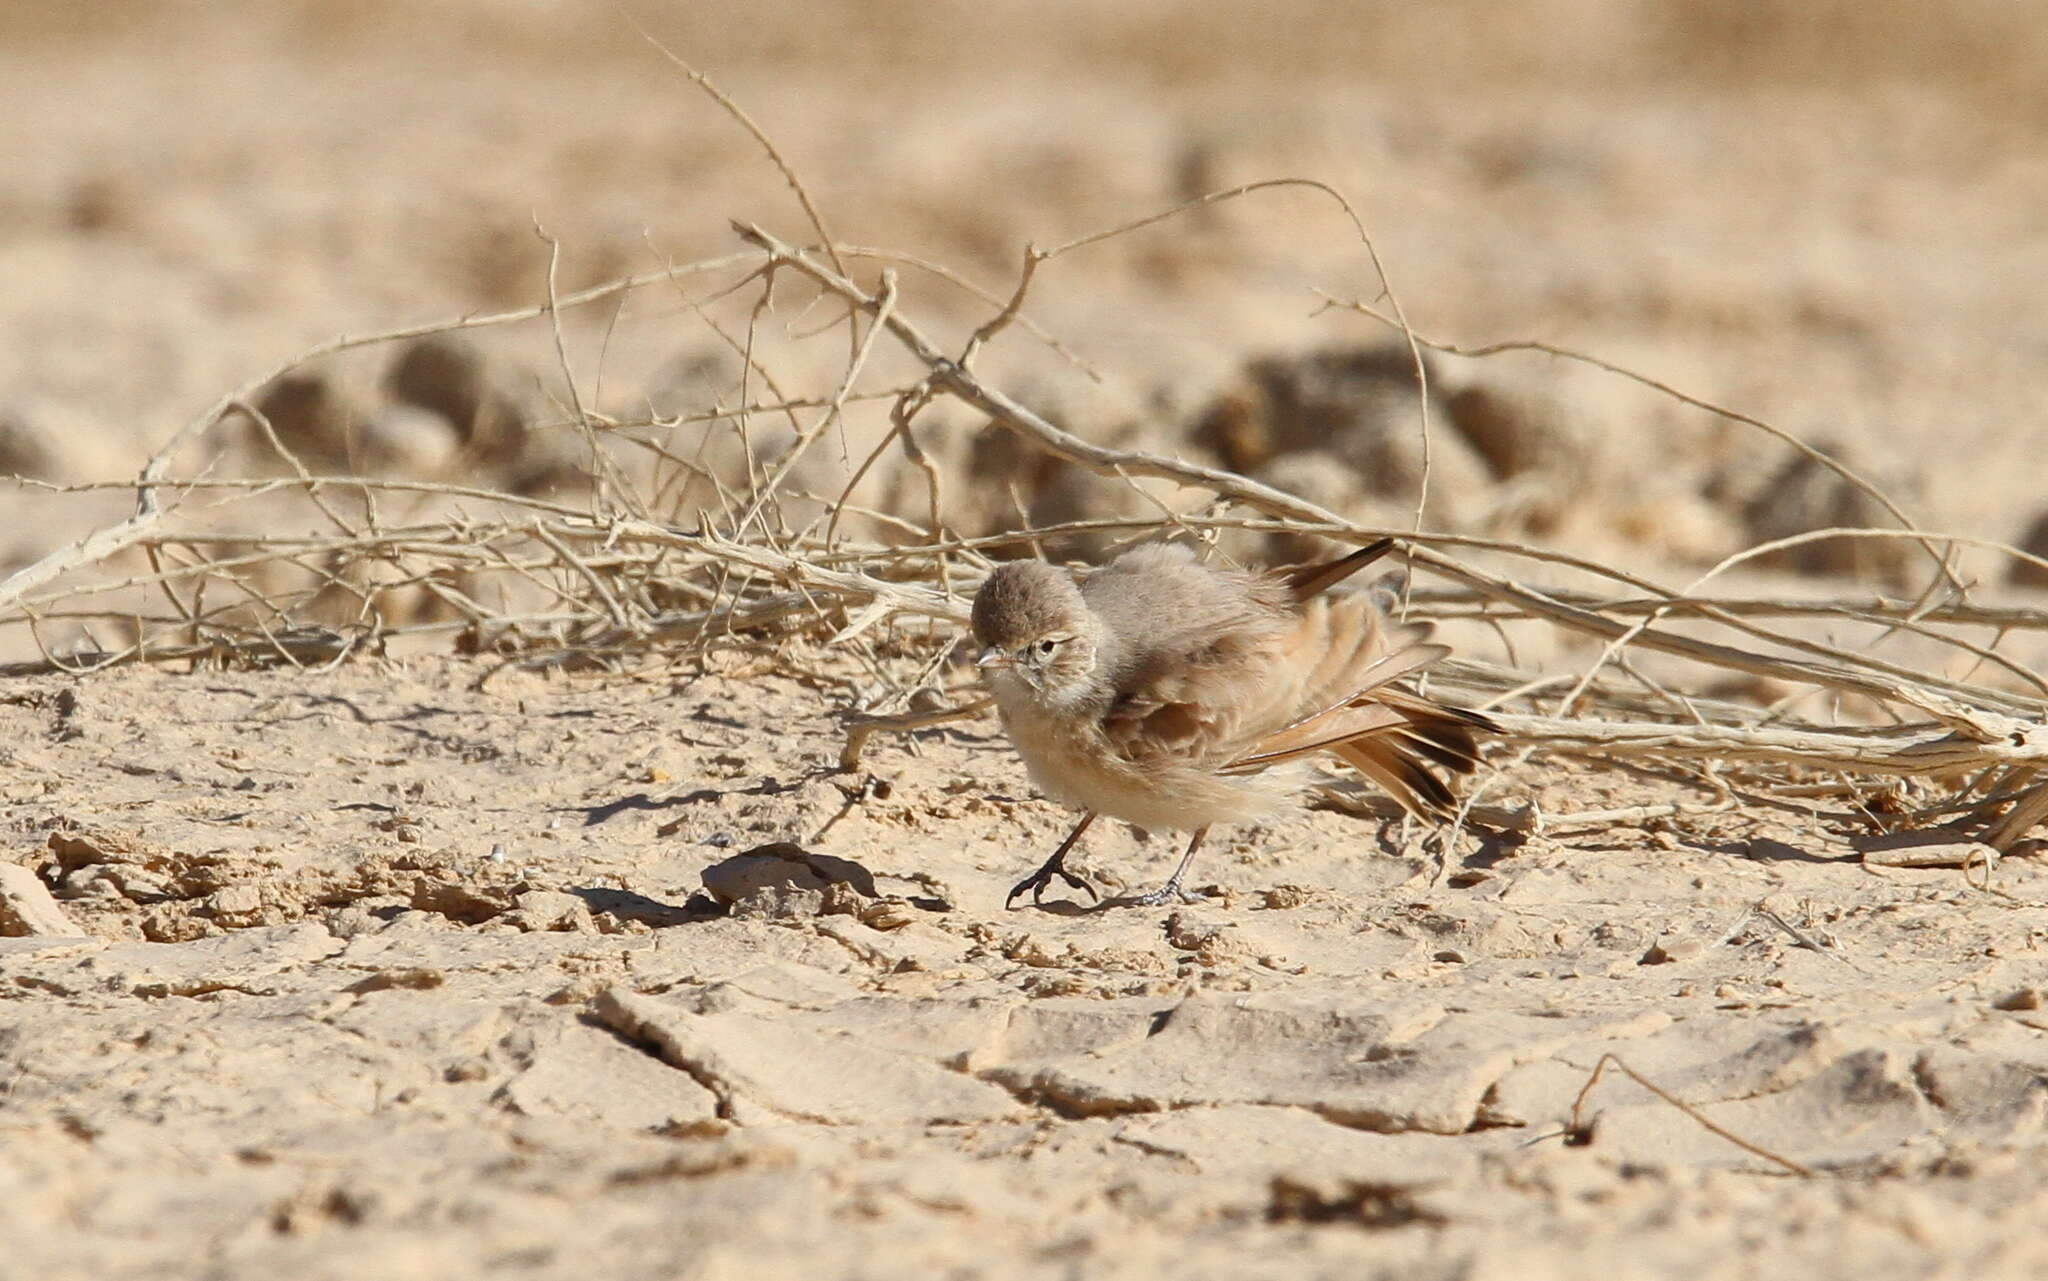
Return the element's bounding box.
[970,560,1100,704]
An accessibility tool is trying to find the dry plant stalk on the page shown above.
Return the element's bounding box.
[5,79,2047,857]
[1568,1053,1816,1179]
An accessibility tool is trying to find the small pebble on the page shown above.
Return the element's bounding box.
[1641,938,1704,965]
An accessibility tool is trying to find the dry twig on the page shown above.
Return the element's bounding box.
[8,183,2048,853]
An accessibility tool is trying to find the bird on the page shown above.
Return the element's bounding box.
[970,538,1497,908]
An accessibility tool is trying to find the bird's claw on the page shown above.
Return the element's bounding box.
[1005,859,1100,909]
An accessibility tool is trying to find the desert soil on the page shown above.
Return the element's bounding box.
[5,4,2048,1279]
[6,655,2048,1280]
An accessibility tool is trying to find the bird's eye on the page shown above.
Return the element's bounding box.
[1036,638,1057,656]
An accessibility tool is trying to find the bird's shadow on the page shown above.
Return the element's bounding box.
[568,885,723,927]
[1009,895,1102,916]
[1010,890,1215,915]
[562,776,802,828]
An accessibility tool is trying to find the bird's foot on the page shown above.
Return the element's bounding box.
[1005,855,1100,909]
[1124,877,1208,907]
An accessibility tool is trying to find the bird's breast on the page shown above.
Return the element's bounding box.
[993,693,1290,831]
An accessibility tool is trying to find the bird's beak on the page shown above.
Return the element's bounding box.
[976,646,1013,671]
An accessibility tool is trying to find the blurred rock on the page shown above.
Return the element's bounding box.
[385,336,528,459]
[959,396,1170,556]
[0,410,60,480]
[2008,511,2048,588]
[1443,380,1592,484]
[388,336,483,436]
[1191,346,1492,528]
[239,371,476,483]
[631,349,753,518]
[356,404,464,477]
[1239,451,1412,567]
[966,421,1096,528]
[383,336,591,497]
[498,426,591,499]
[65,175,134,234]
[1194,346,1413,472]
[248,371,369,473]
[1721,438,1925,584]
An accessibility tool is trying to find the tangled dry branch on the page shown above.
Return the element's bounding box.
[5,170,2048,858]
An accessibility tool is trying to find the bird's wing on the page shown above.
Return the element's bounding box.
[1085,544,1293,766]
[1223,591,1498,817]
[1222,638,1445,770]
[1376,687,1495,774]
[1098,628,1293,766]
[1276,538,1397,603]
[1083,541,1497,801]
[1245,593,1438,734]
[1329,737,1459,816]
[1220,700,1409,771]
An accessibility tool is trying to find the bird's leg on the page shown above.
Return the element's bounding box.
[1006,811,1101,908]
[1129,825,1211,907]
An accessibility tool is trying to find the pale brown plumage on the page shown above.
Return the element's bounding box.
[971,539,1496,907]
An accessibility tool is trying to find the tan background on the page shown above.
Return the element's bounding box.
[5,5,2048,1279]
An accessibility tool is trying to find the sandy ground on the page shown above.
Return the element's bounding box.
[6,3,2048,1278]
[4,656,2048,1279]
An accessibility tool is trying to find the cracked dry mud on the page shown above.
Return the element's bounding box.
[4,658,2048,1280]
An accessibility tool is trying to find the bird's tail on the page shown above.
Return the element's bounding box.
[1247,579,1500,819]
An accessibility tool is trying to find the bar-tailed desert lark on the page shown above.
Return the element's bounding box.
[971,539,1496,907]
